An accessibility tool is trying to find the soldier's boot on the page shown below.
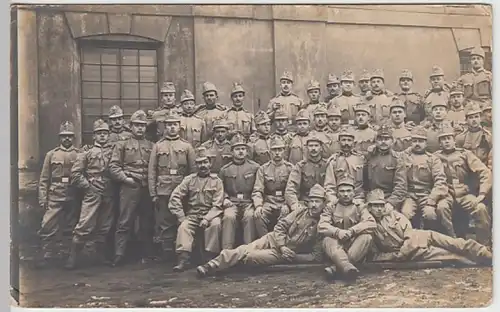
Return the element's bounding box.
[64,241,85,270]
[324,265,339,281]
[329,251,359,282]
[196,261,217,278]
[173,251,190,272]
[111,254,126,267]
[35,242,54,269]
[95,242,111,266]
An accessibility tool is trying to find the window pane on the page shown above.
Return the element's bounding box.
[140,66,157,82]
[83,115,100,135]
[82,99,102,115]
[102,82,120,99]
[102,99,120,115]
[82,133,94,146]
[122,83,139,99]
[102,65,119,82]
[122,99,139,114]
[82,65,101,81]
[121,66,138,82]
[121,49,138,65]
[140,99,158,111]
[140,83,158,99]
[82,82,101,98]
[82,48,101,64]
[101,48,118,65]
[139,50,156,66]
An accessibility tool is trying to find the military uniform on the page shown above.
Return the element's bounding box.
[270,109,294,161]
[357,69,372,103]
[421,100,452,153]
[219,134,260,248]
[195,82,227,140]
[305,80,327,120]
[328,70,359,125]
[389,99,412,152]
[458,47,492,103]
[109,111,154,263]
[248,112,272,165]
[288,109,312,164]
[366,69,394,125]
[224,82,255,140]
[107,105,133,144]
[201,118,232,173]
[252,137,294,237]
[38,121,79,258]
[423,66,450,119]
[447,83,467,134]
[395,69,425,125]
[326,106,342,154]
[267,71,305,131]
[352,104,377,156]
[309,105,335,158]
[179,90,206,147]
[324,74,341,103]
[152,82,182,124]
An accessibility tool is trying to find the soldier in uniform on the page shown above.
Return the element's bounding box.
[325,73,342,103]
[388,99,412,152]
[352,103,377,156]
[267,71,305,132]
[400,126,451,235]
[219,133,260,249]
[481,101,492,133]
[305,80,327,119]
[364,125,408,211]
[366,189,492,265]
[285,134,329,212]
[324,127,366,206]
[357,69,372,101]
[179,89,206,148]
[422,100,452,153]
[195,82,227,140]
[271,109,294,161]
[66,120,114,269]
[168,147,224,272]
[109,110,154,266]
[395,69,425,126]
[458,46,492,103]
[248,111,272,165]
[196,184,326,278]
[225,82,255,140]
[252,137,294,238]
[456,101,492,166]
[435,126,492,245]
[201,117,232,173]
[152,82,182,137]
[108,105,132,144]
[447,83,467,136]
[328,70,359,125]
[327,106,343,154]
[309,106,335,158]
[319,178,376,281]
[366,69,394,125]
[423,66,450,120]
[148,111,196,261]
[288,109,312,164]
[37,121,79,267]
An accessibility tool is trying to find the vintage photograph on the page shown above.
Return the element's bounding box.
[12,3,493,308]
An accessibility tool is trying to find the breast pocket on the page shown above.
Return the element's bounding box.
[124,146,139,164]
[353,163,364,181]
[244,171,256,187]
[241,120,251,134]
[173,147,188,167]
[50,160,64,177]
[141,146,151,162]
[381,165,396,183]
[416,163,431,182]
[157,151,170,167]
[202,186,217,204]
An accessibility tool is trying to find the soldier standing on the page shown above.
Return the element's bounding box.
[422,100,452,153]
[248,111,272,165]
[319,178,376,281]
[357,69,372,101]
[109,110,154,266]
[108,105,132,144]
[288,109,312,164]
[435,126,492,245]
[423,66,450,120]
[324,73,341,103]
[328,70,359,125]
[388,99,412,152]
[253,137,294,238]
[327,106,343,154]
[366,69,394,125]
[309,106,335,158]
[267,71,304,132]
[352,104,377,156]
[448,83,467,134]
[37,121,79,267]
[148,111,196,261]
[458,46,492,103]
[305,80,326,118]
[225,82,255,140]
[195,82,227,140]
[152,82,182,137]
[219,133,260,249]
[66,120,114,269]
[364,125,408,211]
[270,109,294,161]
[201,118,232,173]
[179,90,206,148]
[395,69,425,125]
[168,147,224,271]
[285,134,329,212]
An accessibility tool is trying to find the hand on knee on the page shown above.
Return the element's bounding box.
[422,205,437,221]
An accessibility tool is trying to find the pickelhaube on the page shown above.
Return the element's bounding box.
[340,69,355,82]
[306,133,323,145]
[280,71,294,83]
[338,126,355,138]
[431,99,448,109]
[470,46,486,59]
[164,110,182,123]
[59,121,75,135]
[212,117,230,130]
[255,111,271,125]
[295,109,311,121]
[370,69,385,81]
[327,105,341,117]
[231,132,247,148]
[130,110,148,124]
[449,82,464,95]
[270,136,286,149]
[399,69,413,80]
[195,146,209,162]
[109,105,124,118]
[367,189,385,205]
[390,98,405,111]
[307,80,321,92]
[337,177,355,188]
[410,126,427,139]
[464,101,483,116]
[437,124,455,138]
[202,82,218,94]
[160,82,176,94]
[231,82,245,96]
[274,109,289,120]
[313,105,328,116]
[327,73,340,85]
[358,69,371,81]
[377,124,393,137]
[93,119,109,132]
[354,103,371,114]
[308,184,326,199]
[180,89,195,103]
[430,65,445,77]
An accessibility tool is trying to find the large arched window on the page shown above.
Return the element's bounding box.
[459,46,492,76]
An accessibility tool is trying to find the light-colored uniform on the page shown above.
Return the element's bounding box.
[324,150,365,204]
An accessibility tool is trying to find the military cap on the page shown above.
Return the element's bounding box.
[255,111,271,125]
[337,177,355,188]
[160,82,176,94]
[470,46,486,59]
[464,102,482,116]
[163,111,181,123]
[437,125,455,138]
[338,126,355,138]
[313,105,328,116]
[327,73,340,85]
[307,80,321,92]
[202,82,218,94]
[430,65,445,77]
[431,99,448,110]
[390,98,405,111]
[180,89,195,103]
[270,136,286,149]
[280,71,294,83]
[482,101,492,112]
[231,132,248,148]
[410,126,427,139]
[358,69,371,81]
[449,82,464,95]
[231,82,245,96]
[295,109,311,121]
[354,103,371,114]
[340,69,355,82]
[109,105,124,118]
[370,69,385,81]
[59,121,75,135]
[274,109,289,120]
[308,184,326,199]
[367,189,385,205]
[130,110,148,124]
[327,105,341,117]
[377,124,393,138]
[306,133,323,145]
[399,69,413,80]
[195,146,209,162]
[93,119,109,132]
[212,117,230,130]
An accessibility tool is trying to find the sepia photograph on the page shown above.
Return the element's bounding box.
[11,2,493,308]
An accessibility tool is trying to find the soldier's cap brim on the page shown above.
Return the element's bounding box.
[231,90,245,96]
[213,124,230,130]
[109,113,124,118]
[466,109,482,116]
[368,200,385,205]
[339,133,355,138]
[59,131,75,135]
[431,104,447,109]
[131,120,148,124]
[438,132,454,138]
[449,91,464,95]
[308,195,326,199]
[306,138,323,144]
[354,108,371,114]
[296,117,310,121]
[195,156,209,162]
[430,73,444,77]
[256,118,272,125]
[307,87,321,92]
[164,118,182,123]
[326,82,340,86]
[270,144,286,149]
[482,106,492,111]
[280,78,293,83]
[274,115,289,120]
[338,182,355,188]
[370,76,384,80]
[93,127,109,132]
[231,142,248,148]
[411,135,427,140]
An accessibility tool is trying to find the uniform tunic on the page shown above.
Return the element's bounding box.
[456,127,492,166]
[224,107,255,140]
[391,123,412,152]
[195,103,227,140]
[180,114,206,148]
[267,93,305,131]
[288,133,311,165]
[201,139,232,173]
[458,68,492,102]
[328,93,359,125]
[395,91,425,125]
[353,126,377,156]
[248,134,271,165]
[324,151,366,204]
[366,90,393,125]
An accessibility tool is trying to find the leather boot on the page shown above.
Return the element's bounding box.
[112,255,126,267]
[64,242,84,270]
[324,265,338,281]
[196,260,217,278]
[95,242,111,266]
[173,251,190,272]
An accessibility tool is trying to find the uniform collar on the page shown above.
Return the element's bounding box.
[166,135,180,141]
[472,67,485,74]
[58,145,75,151]
[230,106,244,111]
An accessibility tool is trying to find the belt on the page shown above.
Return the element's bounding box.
[264,191,284,197]
[229,193,251,201]
[51,177,70,183]
[159,169,183,176]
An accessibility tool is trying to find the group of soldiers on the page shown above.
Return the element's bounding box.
[37,46,493,281]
